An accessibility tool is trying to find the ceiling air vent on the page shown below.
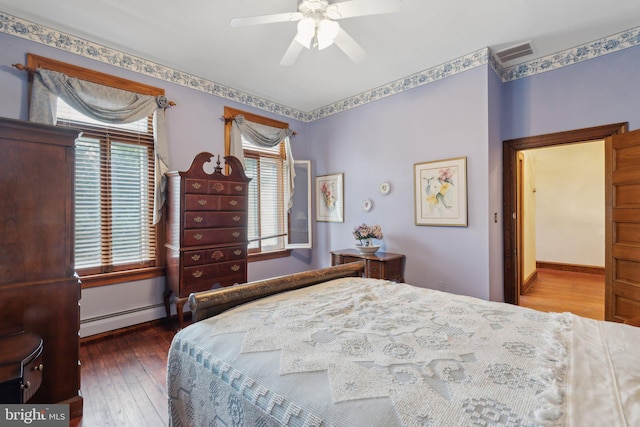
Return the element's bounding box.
[496,41,534,62]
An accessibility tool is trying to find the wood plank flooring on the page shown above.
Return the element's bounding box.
[518,268,605,320]
[70,320,181,427]
[69,270,604,426]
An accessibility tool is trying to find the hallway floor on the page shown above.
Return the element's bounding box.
[518,268,605,320]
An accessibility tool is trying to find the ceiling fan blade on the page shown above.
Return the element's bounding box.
[230,12,303,27]
[333,27,367,63]
[280,39,305,66]
[326,0,402,20]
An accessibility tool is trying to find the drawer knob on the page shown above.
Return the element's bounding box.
[233,216,240,222]
[192,182,202,189]
[191,254,201,261]
[21,381,31,390]
[235,185,243,192]
[212,182,225,193]
[231,265,240,272]
[193,233,203,241]
[234,250,241,256]
[193,216,203,223]
[229,200,238,206]
[34,363,44,372]
[192,270,203,278]
[211,250,224,261]
[198,199,207,206]
[232,232,240,238]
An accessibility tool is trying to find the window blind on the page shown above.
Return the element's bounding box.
[56,99,156,274]
[242,139,288,252]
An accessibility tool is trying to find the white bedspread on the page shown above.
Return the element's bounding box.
[168,277,640,426]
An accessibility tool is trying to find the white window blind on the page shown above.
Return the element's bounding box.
[242,139,288,253]
[56,99,156,274]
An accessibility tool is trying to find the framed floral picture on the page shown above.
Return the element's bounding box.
[414,157,467,226]
[315,173,344,222]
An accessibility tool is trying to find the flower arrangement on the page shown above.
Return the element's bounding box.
[353,223,383,241]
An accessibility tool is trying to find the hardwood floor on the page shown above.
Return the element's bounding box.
[518,268,605,320]
[70,320,182,427]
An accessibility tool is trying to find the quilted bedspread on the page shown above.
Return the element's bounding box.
[167,277,640,426]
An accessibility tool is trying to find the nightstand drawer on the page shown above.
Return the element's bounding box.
[331,249,405,282]
[0,332,43,404]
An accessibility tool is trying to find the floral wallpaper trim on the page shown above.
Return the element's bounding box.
[1,12,638,122]
[499,25,640,81]
[0,12,309,122]
[308,48,490,121]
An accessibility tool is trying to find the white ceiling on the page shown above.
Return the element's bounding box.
[1,0,639,113]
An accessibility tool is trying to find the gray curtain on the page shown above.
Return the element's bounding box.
[230,114,296,209]
[29,68,169,225]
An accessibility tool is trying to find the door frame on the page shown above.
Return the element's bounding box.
[503,123,628,305]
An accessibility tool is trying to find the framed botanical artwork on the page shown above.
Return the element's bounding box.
[414,157,467,226]
[315,173,344,222]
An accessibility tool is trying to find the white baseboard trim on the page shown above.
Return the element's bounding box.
[79,304,167,338]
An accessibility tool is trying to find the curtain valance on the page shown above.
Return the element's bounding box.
[29,68,169,224]
[230,114,296,209]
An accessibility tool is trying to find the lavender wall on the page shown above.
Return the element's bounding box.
[502,44,640,139]
[307,66,493,299]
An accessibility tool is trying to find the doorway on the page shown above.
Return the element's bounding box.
[502,123,628,311]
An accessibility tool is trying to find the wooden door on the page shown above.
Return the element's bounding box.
[606,129,640,322]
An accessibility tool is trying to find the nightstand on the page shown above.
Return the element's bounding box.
[0,332,43,403]
[331,249,405,282]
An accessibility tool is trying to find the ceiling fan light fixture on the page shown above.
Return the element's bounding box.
[317,19,340,50]
[295,17,316,49]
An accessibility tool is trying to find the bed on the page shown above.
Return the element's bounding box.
[167,262,640,426]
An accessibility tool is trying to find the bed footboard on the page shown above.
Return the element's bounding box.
[189,261,365,322]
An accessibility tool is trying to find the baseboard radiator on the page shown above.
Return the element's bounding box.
[79,303,167,339]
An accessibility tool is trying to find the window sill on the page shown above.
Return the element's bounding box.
[79,266,165,289]
[248,249,292,262]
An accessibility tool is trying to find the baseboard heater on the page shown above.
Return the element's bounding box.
[80,303,165,325]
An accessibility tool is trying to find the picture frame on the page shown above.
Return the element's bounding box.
[315,173,344,222]
[414,156,467,226]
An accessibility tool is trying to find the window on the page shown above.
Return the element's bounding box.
[57,99,157,275]
[243,142,288,254]
[224,107,311,260]
[26,54,166,287]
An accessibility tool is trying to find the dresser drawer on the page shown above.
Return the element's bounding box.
[184,211,247,229]
[208,181,248,195]
[183,261,246,290]
[185,194,247,211]
[184,179,209,194]
[184,179,248,196]
[183,246,246,267]
[183,228,247,246]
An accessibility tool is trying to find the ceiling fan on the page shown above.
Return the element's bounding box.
[230,0,402,66]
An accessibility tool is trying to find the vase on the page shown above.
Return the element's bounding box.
[355,238,380,255]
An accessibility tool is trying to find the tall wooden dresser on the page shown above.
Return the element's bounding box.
[165,153,251,324]
[0,117,82,416]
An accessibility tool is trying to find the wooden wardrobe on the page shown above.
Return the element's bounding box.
[0,117,82,416]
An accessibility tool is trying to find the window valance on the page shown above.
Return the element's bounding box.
[29,68,169,224]
[230,114,296,209]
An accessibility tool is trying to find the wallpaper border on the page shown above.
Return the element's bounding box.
[1,12,638,122]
